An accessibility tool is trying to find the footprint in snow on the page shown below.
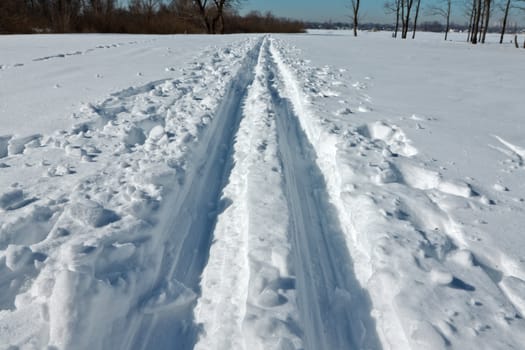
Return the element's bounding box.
[336,108,353,116]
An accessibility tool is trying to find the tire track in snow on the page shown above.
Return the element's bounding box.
[126,37,264,350]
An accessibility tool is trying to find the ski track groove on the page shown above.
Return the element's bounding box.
[193,36,380,350]
[267,39,380,350]
[126,38,264,350]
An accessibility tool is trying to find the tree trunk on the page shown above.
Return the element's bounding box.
[352,0,360,37]
[195,0,212,34]
[211,0,226,34]
[394,0,400,38]
[403,0,413,39]
[444,0,451,40]
[401,0,406,38]
[481,0,490,43]
[411,0,421,39]
[471,0,482,44]
[499,0,511,44]
[467,0,475,41]
[478,2,484,43]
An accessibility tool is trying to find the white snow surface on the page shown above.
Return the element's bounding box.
[1,31,524,350]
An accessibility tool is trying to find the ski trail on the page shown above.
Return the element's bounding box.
[126,38,264,350]
[195,37,303,350]
[195,35,380,350]
[266,41,381,350]
[269,38,525,349]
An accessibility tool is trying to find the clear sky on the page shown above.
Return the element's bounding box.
[240,0,404,23]
[238,0,495,25]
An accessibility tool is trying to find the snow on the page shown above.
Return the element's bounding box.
[1,30,525,349]
[0,34,248,136]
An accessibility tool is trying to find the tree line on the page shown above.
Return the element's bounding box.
[0,0,305,34]
[350,0,525,46]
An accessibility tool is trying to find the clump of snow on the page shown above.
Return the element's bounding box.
[493,183,509,192]
[7,135,42,156]
[148,125,165,141]
[5,245,34,272]
[430,268,454,285]
[69,199,120,228]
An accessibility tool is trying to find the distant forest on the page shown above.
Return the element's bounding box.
[307,21,525,34]
[346,0,525,46]
[0,0,305,34]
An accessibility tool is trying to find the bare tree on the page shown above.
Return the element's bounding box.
[394,0,401,37]
[350,0,360,36]
[429,0,452,40]
[192,0,211,33]
[50,0,81,32]
[412,0,422,38]
[471,0,482,43]
[172,0,194,14]
[1,0,300,34]
[192,0,240,34]
[515,0,525,47]
[131,0,160,26]
[86,0,115,20]
[468,0,493,44]
[384,0,402,37]
[499,0,512,43]
[212,0,226,34]
[466,0,475,41]
[401,0,415,39]
[481,0,491,43]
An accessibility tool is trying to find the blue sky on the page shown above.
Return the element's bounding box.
[238,0,479,24]
[240,0,404,23]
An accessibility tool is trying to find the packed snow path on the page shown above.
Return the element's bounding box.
[1,34,525,350]
[194,38,381,350]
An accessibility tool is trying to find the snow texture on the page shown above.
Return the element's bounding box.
[1,31,524,350]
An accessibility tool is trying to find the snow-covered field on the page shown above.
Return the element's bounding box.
[1,31,524,349]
